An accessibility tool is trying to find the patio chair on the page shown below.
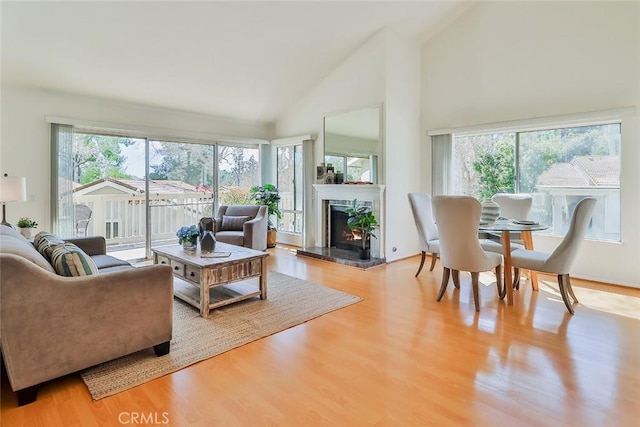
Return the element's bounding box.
[74,204,92,237]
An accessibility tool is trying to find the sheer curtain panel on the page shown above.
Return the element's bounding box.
[51,123,75,236]
[431,134,452,196]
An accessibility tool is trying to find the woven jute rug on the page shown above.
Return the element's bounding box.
[80,271,361,400]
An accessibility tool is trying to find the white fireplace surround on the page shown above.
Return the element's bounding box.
[313,184,385,259]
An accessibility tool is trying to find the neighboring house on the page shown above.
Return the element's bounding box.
[535,156,620,240]
[73,178,213,243]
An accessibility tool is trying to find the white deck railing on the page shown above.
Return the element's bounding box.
[74,192,213,245]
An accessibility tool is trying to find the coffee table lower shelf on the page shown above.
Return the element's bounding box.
[173,277,262,313]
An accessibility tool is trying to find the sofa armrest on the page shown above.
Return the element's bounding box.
[64,236,106,256]
[213,216,222,232]
[242,206,268,251]
[0,253,173,392]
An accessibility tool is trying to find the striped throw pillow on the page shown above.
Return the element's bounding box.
[221,215,252,231]
[33,231,66,261]
[50,243,99,277]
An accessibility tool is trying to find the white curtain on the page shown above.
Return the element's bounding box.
[431,134,452,195]
[51,123,75,236]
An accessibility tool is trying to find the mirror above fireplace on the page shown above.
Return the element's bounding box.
[323,105,381,184]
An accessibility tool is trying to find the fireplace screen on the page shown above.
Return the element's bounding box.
[329,205,369,252]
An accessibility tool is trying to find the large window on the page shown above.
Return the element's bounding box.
[148,140,215,245]
[450,123,621,241]
[276,145,303,234]
[53,124,261,260]
[217,144,260,205]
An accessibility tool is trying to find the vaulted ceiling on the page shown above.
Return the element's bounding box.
[1,1,470,124]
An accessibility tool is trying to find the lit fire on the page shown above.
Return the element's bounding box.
[342,230,363,241]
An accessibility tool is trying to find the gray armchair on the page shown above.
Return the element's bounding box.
[200,205,268,251]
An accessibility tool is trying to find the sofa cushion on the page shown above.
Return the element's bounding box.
[214,231,244,246]
[224,205,260,217]
[34,231,66,261]
[0,233,56,273]
[50,243,99,276]
[221,215,251,231]
[91,254,133,270]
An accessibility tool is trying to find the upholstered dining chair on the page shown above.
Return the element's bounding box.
[432,196,504,312]
[510,197,597,314]
[484,193,534,287]
[408,192,440,276]
[492,193,533,220]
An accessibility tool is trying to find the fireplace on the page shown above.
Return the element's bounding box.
[329,204,370,252]
[313,184,385,259]
[296,184,386,268]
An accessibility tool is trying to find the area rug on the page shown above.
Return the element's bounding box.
[80,271,362,400]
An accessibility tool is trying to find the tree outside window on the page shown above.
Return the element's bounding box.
[453,123,620,241]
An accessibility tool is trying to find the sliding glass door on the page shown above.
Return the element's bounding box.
[146,140,215,258]
[54,129,148,259]
[217,144,260,206]
[53,125,261,261]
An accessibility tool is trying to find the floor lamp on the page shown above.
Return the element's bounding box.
[0,175,27,228]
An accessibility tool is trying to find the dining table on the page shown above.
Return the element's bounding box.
[479,219,549,306]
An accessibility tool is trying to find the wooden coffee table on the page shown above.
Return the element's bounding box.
[152,242,268,317]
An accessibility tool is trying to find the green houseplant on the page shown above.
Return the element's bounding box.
[16,217,38,239]
[249,184,282,248]
[345,199,378,260]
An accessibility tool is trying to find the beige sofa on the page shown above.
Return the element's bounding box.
[0,226,174,406]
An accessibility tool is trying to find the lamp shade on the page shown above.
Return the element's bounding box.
[0,176,27,203]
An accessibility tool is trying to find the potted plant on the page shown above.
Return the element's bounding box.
[249,184,282,248]
[16,217,38,239]
[345,199,378,260]
[176,225,199,251]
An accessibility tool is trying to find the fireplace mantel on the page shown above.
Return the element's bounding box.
[313,184,385,259]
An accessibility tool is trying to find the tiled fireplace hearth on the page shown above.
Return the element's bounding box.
[297,184,386,269]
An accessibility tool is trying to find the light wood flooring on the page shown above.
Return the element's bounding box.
[2,246,639,426]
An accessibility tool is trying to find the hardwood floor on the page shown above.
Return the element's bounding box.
[2,246,639,426]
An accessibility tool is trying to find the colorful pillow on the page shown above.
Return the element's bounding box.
[33,231,66,261]
[50,243,99,277]
[220,215,252,231]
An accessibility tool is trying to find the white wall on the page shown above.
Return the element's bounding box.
[384,32,422,261]
[275,29,422,261]
[421,1,640,286]
[276,31,387,164]
[0,87,272,230]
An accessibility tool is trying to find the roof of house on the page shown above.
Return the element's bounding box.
[73,177,210,195]
[536,155,619,188]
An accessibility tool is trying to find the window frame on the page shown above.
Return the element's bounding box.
[428,107,632,243]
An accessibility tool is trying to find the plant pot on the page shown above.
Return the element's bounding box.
[267,230,277,248]
[358,247,370,260]
[19,228,33,239]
